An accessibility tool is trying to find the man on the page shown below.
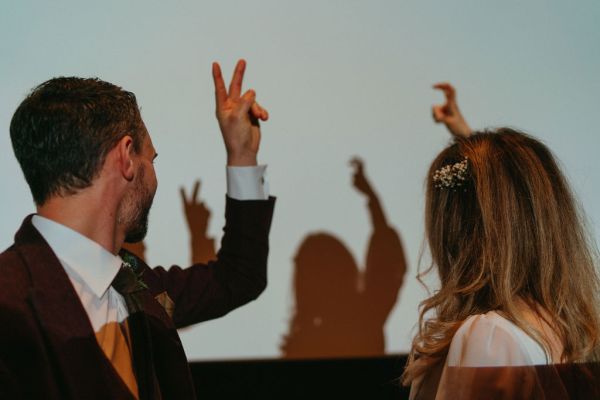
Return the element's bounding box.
[0,60,275,399]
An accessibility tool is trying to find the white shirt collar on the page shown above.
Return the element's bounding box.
[31,215,123,298]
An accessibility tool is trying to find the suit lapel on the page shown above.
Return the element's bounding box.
[14,216,134,399]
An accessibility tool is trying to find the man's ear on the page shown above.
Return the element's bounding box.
[116,135,136,181]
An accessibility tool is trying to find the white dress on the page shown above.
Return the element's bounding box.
[445,311,550,368]
[433,311,552,400]
[409,311,580,400]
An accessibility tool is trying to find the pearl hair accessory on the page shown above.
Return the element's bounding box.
[433,157,469,189]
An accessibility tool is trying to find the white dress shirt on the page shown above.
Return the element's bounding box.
[31,166,268,333]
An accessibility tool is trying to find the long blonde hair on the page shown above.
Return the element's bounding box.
[404,128,600,383]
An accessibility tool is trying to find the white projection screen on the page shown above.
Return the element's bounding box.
[1,1,599,361]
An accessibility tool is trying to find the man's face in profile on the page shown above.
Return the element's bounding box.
[123,130,158,243]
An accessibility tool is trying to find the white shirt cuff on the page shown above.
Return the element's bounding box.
[226,165,269,200]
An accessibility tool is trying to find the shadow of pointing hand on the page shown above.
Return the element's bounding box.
[350,157,375,198]
[180,180,216,264]
[281,156,407,359]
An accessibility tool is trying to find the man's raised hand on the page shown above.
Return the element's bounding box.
[212,59,269,166]
[432,82,472,138]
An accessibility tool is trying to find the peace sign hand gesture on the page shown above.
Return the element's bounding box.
[180,180,211,235]
[212,59,269,166]
[432,82,472,138]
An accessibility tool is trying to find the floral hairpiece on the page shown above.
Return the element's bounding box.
[433,157,469,189]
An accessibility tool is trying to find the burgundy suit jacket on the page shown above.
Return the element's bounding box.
[0,196,275,399]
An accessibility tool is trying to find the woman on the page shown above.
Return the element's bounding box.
[404,83,600,399]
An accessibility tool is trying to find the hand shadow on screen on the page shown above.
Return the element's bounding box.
[122,179,217,266]
[280,157,407,359]
[180,179,217,265]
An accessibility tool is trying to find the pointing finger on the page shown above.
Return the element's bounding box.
[179,187,188,205]
[192,180,200,202]
[212,62,227,109]
[433,82,452,90]
[229,59,246,99]
[433,82,456,100]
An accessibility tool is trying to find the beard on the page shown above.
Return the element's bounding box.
[122,167,155,243]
